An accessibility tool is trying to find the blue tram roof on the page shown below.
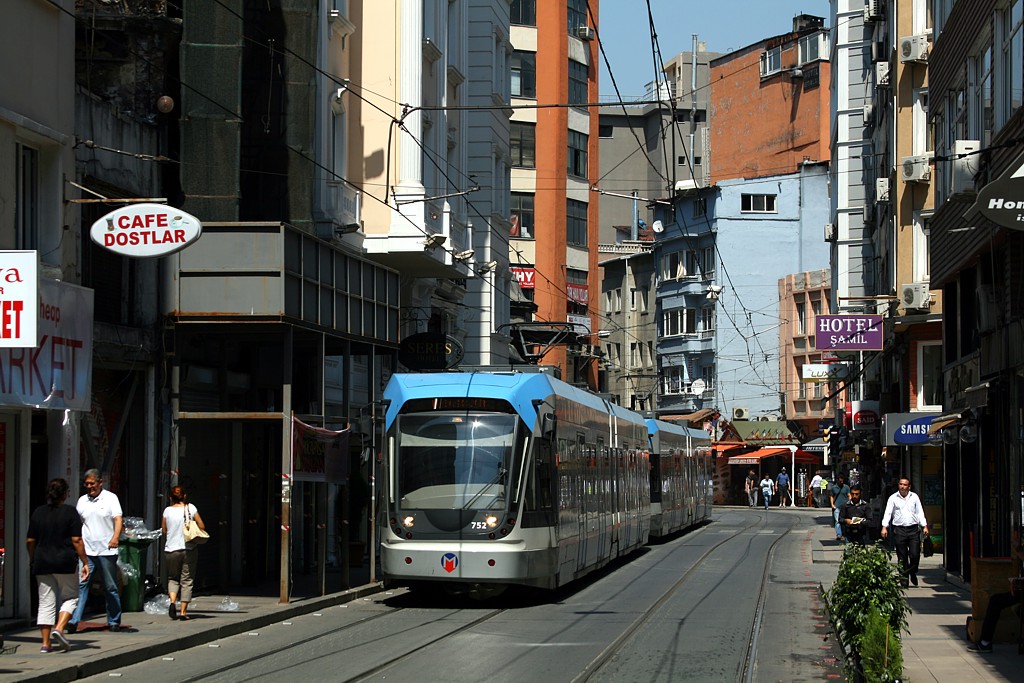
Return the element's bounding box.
[646,418,711,442]
[384,372,645,431]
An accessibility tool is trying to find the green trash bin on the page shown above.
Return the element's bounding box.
[118,537,154,612]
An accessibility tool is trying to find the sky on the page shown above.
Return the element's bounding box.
[596,0,831,99]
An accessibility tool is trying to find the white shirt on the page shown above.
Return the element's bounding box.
[810,475,823,490]
[163,503,198,552]
[77,488,123,556]
[881,490,928,528]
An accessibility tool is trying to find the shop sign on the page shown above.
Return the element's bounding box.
[566,283,589,305]
[0,279,92,410]
[0,250,38,348]
[968,149,1024,231]
[398,332,464,371]
[883,412,942,446]
[510,267,535,289]
[802,362,850,382]
[849,400,880,430]
[815,314,883,351]
[90,203,202,258]
[567,314,591,335]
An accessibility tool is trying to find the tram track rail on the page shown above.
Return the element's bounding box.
[570,517,793,683]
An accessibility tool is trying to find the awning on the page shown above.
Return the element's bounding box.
[728,448,822,466]
[928,414,961,434]
[661,408,717,424]
[802,437,827,453]
[728,447,792,465]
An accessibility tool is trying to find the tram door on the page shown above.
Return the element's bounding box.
[575,435,589,572]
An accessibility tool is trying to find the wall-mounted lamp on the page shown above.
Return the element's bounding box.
[453,249,474,261]
[706,284,723,301]
[789,68,804,79]
[478,260,499,274]
[423,234,446,249]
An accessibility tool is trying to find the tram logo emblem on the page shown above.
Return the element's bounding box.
[441,553,459,573]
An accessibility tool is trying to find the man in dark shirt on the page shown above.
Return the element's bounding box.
[839,484,870,544]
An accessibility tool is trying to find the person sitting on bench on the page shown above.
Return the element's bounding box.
[967,528,1024,653]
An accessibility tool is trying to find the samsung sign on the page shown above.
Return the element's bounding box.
[883,412,941,446]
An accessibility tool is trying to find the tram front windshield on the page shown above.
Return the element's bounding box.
[395,413,519,510]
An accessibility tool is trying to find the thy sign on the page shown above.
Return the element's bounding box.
[90,203,202,258]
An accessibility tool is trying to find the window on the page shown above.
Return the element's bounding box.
[567,130,588,177]
[598,124,613,138]
[510,122,536,167]
[702,246,715,278]
[511,51,537,98]
[567,198,588,246]
[912,212,929,283]
[16,143,39,250]
[798,381,807,400]
[510,192,534,238]
[760,45,782,76]
[663,308,696,336]
[630,342,640,368]
[567,0,586,34]
[917,341,943,409]
[569,60,589,107]
[700,365,714,389]
[796,301,806,335]
[741,193,777,213]
[996,1,1024,127]
[661,251,686,280]
[630,287,648,313]
[700,306,715,334]
[662,366,687,395]
[693,197,707,217]
[798,32,823,64]
[510,0,536,26]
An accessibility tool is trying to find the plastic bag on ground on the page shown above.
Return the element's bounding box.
[144,593,171,615]
[217,596,240,611]
[120,516,163,540]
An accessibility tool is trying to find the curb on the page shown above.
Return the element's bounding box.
[18,582,384,683]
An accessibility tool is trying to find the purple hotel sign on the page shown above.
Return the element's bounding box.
[815,314,884,351]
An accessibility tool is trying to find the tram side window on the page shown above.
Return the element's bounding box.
[650,453,662,502]
[523,437,556,527]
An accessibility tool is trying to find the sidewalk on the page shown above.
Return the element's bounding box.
[1,514,1019,682]
[804,505,1020,683]
[0,582,382,682]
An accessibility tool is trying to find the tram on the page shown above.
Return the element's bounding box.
[647,418,713,539]
[379,370,711,594]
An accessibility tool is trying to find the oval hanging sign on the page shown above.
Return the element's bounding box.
[398,332,464,371]
[90,203,202,258]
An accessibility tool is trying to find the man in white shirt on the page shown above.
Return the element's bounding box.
[67,469,124,632]
[881,477,929,587]
[809,473,823,507]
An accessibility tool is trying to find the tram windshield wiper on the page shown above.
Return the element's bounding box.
[462,467,507,510]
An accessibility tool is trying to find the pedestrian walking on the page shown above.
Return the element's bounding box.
[161,485,206,620]
[838,484,870,544]
[745,469,758,507]
[829,474,851,541]
[809,472,823,507]
[67,469,123,633]
[881,476,928,587]
[776,467,791,507]
[759,473,775,511]
[26,478,90,653]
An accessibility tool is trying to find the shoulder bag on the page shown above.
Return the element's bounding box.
[183,505,210,544]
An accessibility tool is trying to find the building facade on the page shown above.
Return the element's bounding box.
[778,269,835,437]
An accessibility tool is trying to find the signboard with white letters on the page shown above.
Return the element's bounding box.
[0,251,38,348]
[90,203,202,258]
[0,279,92,410]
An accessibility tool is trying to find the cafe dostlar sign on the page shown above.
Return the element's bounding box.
[90,203,202,258]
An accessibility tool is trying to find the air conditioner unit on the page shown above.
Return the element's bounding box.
[824,223,836,241]
[901,282,930,310]
[576,26,595,41]
[875,62,891,87]
[950,139,980,195]
[733,407,750,421]
[901,155,931,183]
[863,104,875,126]
[900,34,929,63]
[875,177,891,202]
[864,0,883,21]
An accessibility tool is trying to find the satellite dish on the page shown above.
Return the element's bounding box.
[691,379,706,395]
[652,220,664,233]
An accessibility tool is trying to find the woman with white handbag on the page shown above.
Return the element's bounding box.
[160,486,207,620]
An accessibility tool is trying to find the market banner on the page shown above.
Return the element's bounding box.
[291,417,349,483]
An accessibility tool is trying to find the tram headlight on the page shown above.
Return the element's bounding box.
[402,515,415,528]
[484,514,499,528]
